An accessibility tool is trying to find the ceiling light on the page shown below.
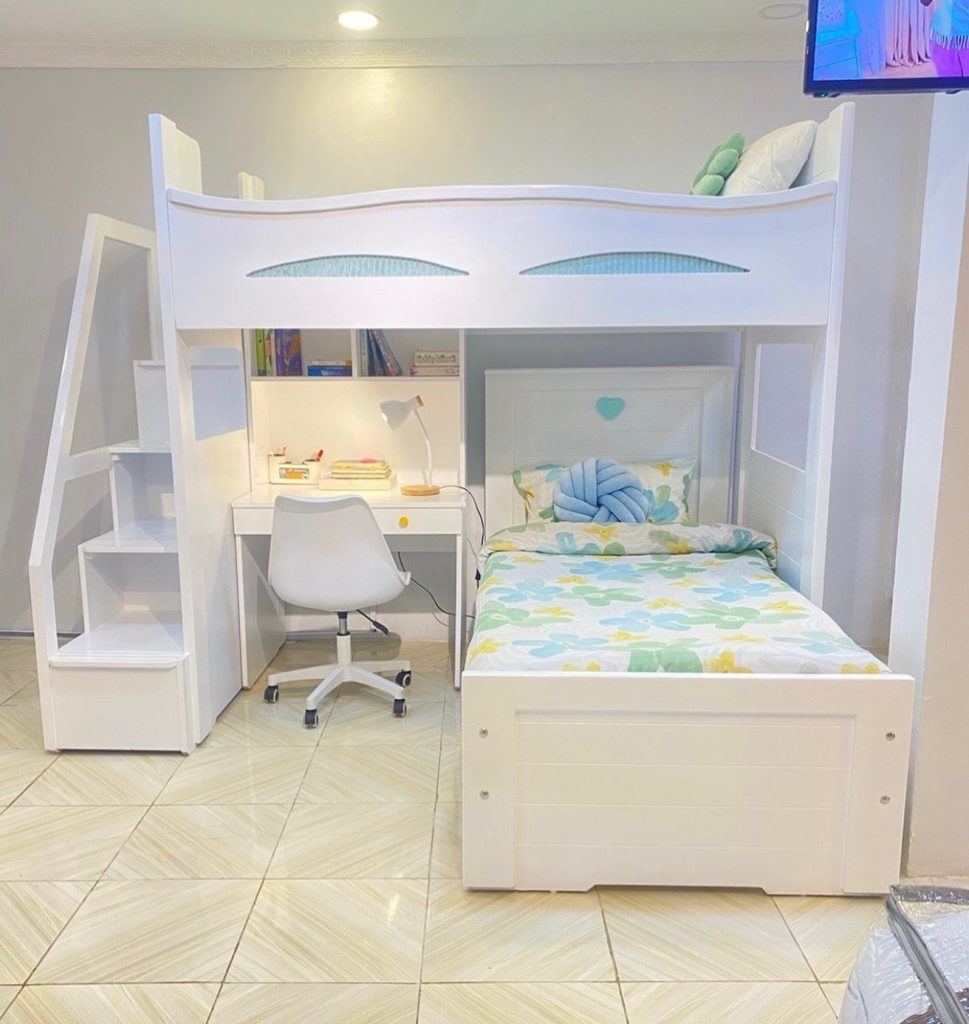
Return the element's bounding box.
[338,10,379,30]
[759,2,807,18]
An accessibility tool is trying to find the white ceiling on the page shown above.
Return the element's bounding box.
[0,0,808,68]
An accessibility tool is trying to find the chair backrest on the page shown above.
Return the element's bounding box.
[268,494,406,612]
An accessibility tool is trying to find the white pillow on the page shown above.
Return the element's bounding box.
[722,120,817,197]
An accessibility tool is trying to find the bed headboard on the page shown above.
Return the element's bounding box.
[485,366,737,536]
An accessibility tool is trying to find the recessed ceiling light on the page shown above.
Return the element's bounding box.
[759,2,807,18]
[338,10,379,30]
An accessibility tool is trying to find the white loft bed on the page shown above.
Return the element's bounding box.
[461,368,914,895]
[144,101,915,893]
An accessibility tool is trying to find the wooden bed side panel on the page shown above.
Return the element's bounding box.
[461,671,914,895]
[165,188,837,331]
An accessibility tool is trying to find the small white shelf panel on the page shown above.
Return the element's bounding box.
[80,519,177,555]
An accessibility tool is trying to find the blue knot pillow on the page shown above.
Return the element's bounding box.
[552,458,648,523]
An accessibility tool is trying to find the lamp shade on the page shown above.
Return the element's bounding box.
[379,395,423,431]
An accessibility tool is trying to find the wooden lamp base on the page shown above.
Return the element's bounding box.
[401,484,440,496]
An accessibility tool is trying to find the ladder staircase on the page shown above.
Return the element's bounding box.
[29,215,195,752]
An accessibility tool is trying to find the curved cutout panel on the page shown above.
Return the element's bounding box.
[520,251,749,276]
[248,254,468,278]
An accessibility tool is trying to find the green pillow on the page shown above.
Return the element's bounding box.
[690,132,745,197]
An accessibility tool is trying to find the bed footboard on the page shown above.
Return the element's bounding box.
[461,670,914,895]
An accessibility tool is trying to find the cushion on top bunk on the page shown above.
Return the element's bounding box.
[690,132,745,196]
[722,120,817,196]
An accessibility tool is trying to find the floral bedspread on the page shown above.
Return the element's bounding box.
[466,522,886,675]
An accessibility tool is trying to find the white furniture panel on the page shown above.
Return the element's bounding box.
[133,360,170,446]
[484,366,736,534]
[462,670,914,894]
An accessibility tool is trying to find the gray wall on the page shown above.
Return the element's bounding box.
[0,63,929,651]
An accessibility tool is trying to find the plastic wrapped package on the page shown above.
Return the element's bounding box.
[842,888,969,1024]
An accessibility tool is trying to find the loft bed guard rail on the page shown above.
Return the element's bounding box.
[151,104,854,332]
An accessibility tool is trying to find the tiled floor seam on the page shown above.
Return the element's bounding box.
[19,800,155,985]
[416,732,445,1019]
[207,730,321,1021]
[770,895,825,985]
[596,889,632,1024]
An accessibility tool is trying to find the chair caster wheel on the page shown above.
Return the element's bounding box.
[304,708,319,728]
[264,685,279,704]
[393,698,407,717]
[395,670,412,688]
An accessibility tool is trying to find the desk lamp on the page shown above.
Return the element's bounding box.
[379,395,439,496]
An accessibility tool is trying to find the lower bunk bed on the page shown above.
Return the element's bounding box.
[460,521,915,895]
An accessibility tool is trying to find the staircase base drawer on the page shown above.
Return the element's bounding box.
[44,661,192,753]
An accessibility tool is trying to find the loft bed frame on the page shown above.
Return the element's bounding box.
[144,102,914,893]
[30,101,913,895]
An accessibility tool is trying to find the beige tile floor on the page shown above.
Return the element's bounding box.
[0,634,915,1022]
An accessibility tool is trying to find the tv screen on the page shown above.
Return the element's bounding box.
[804,0,969,94]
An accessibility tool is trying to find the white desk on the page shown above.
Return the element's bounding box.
[232,485,466,689]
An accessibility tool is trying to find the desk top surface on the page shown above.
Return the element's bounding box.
[233,484,468,510]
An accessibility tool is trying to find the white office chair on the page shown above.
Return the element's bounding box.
[263,494,412,727]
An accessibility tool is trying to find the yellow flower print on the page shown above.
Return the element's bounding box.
[468,637,505,659]
[562,661,603,671]
[490,540,516,552]
[763,599,805,614]
[610,630,648,642]
[654,461,674,476]
[649,597,682,609]
[840,662,882,675]
[670,578,698,587]
[533,606,574,619]
[664,539,693,554]
[514,554,543,565]
[478,576,505,591]
[556,575,586,585]
[585,524,619,542]
[723,633,767,644]
[705,651,752,673]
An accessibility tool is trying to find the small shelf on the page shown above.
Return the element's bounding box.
[81,519,177,555]
[250,375,460,383]
[52,613,185,667]
[110,440,172,455]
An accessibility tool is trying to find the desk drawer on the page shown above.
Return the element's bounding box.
[233,506,275,535]
[233,504,463,536]
[374,507,463,535]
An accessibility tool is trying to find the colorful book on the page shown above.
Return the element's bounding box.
[368,329,402,376]
[264,331,275,376]
[272,329,303,376]
[255,329,267,376]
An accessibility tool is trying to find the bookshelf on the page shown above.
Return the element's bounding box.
[248,328,462,381]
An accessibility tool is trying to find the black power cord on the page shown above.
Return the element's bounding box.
[436,484,486,546]
[355,609,389,634]
[396,551,476,624]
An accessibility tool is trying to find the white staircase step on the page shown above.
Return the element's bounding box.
[51,613,185,668]
[81,519,177,554]
[109,440,171,455]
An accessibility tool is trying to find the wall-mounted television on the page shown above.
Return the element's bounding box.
[804,0,968,94]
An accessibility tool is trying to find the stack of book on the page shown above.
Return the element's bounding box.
[255,329,303,376]
[307,359,352,377]
[320,458,396,491]
[410,350,459,377]
[360,329,403,377]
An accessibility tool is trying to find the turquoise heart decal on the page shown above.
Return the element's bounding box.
[596,396,625,421]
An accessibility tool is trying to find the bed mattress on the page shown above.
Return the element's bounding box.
[466,522,886,675]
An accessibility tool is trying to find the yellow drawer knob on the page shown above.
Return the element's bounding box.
[398,515,409,529]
